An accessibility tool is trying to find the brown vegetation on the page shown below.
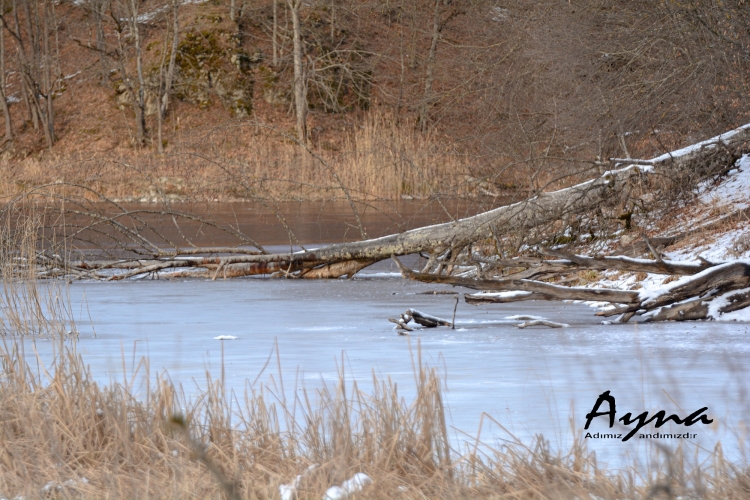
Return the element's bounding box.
[0,0,748,200]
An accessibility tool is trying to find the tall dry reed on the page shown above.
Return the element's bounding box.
[1,333,749,499]
[0,206,75,336]
[0,113,474,202]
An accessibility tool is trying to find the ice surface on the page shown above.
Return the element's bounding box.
[21,278,750,469]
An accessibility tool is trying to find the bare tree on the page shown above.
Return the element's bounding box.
[156,0,179,154]
[128,0,147,145]
[1,0,56,148]
[272,0,278,67]
[0,0,13,140]
[287,0,307,143]
[91,0,109,81]
[418,0,459,132]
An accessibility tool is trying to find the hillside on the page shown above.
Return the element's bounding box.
[1,0,749,201]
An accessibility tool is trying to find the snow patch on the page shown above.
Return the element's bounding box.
[699,154,750,211]
[280,465,319,500]
[322,473,372,500]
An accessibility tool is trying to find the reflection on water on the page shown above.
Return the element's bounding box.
[54,198,508,253]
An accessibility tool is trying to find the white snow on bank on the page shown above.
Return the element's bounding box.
[708,287,750,322]
[279,465,319,500]
[575,153,750,322]
[699,154,750,210]
[323,473,372,500]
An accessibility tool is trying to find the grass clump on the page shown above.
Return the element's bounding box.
[1,336,750,499]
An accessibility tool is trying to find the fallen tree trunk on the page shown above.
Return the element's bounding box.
[16,123,750,282]
[517,320,568,329]
[391,255,641,304]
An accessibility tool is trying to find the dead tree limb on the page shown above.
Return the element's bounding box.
[388,309,452,331]
[517,320,568,329]
[536,248,710,276]
[392,255,640,304]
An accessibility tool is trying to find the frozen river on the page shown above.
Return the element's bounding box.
[19,272,750,470]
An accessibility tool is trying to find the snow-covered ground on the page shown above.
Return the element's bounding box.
[584,154,750,321]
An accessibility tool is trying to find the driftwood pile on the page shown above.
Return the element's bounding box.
[391,244,750,323]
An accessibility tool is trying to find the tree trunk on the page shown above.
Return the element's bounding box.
[288,0,307,144]
[330,0,334,42]
[130,0,147,145]
[13,0,39,131]
[0,0,13,140]
[41,0,54,147]
[272,0,278,67]
[93,0,108,81]
[418,0,440,132]
[157,0,179,154]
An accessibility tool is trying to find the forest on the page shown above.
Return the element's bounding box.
[0,0,748,202]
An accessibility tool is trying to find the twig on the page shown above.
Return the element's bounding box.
[451,296,459,329]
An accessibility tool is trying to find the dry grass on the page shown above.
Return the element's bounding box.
[0,206,75,336]
[0,113,474,203]
[2,335,750,500]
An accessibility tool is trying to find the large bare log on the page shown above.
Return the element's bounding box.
[718,288,750,314]
[465,291,554,304]
[467,247,712,282]
[20,123,750,281]
[131,123,750,279]
[642,299,709,322]
[599,262,750,317]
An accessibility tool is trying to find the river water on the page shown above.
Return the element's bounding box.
[16,201,750,470]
